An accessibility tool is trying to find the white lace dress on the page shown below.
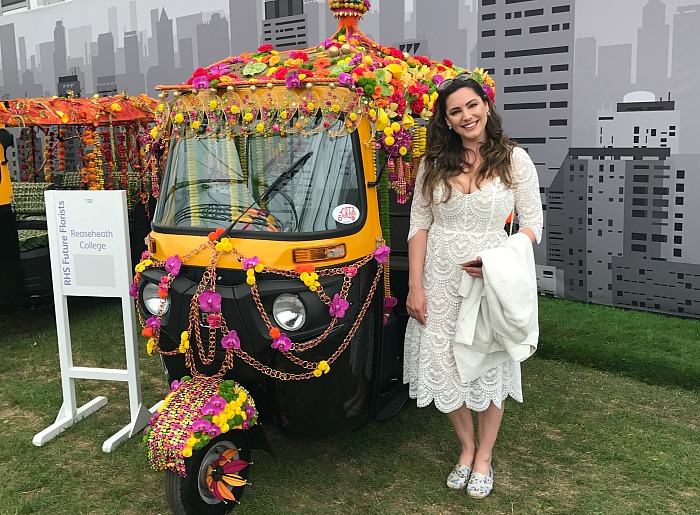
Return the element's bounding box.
[403,147,543,413]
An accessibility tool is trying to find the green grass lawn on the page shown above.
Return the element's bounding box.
[0,297,698,515]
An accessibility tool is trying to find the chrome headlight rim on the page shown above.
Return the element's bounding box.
[142,281,171,316]
[272,293,306,332]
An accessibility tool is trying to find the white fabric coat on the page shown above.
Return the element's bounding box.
[453,232,538,383]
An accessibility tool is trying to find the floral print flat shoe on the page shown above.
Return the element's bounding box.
[467,466,493,499]
[446,464,472,490]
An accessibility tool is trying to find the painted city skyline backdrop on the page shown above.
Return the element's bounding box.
[1,0,698,318]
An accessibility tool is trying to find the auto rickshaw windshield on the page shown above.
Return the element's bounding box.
[152,116,365,237]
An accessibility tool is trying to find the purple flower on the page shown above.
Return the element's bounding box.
[193,75,210,90]
[148,412,160,425]
[373,245,391,264]
[210,395,227,410]
[285,70,302,89]
[208,63,229,76]
[242,419,251,429]
[146,316,161,331]
[207,424,222,438]
[242,256,260,271]
[199,290,222,313]
[245,404,256,417]
[221,330,241,350]
[129,281,139,298]
[201,403,218,416]
[191,418,212,432]
[433,75,445,87]
[338,72,355,87]
[329,293,350,319]
[271,333,292,352]
[355,86,364,96]
[170,379,182,391]
[165,254,182,277]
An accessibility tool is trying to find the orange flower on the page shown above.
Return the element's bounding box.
[314,57,330,69]
[294,264,315,274]
[269,327,281,339]
[375,97,389,108]
[372,84,384,99]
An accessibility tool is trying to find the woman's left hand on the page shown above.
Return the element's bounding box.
[460,257,483,278]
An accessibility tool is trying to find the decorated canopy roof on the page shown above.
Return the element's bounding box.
[0,94,157,127]
[155,0,494,136]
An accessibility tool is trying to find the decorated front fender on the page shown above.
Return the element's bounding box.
[144,375,258,479]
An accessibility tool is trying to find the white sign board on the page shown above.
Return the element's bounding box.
[34,190,160,452]
[49,190,131,297]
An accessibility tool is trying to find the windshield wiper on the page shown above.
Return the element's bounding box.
[219,151,313,239]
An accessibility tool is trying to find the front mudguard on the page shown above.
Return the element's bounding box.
[144,376,260,477]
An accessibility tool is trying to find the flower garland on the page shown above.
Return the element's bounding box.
[144,375,258,477]
[151,8,496,203]
[56,128,66,174]
[132,233,390,381]
[43,130,55,183]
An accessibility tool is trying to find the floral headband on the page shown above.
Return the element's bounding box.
[436,68,495,104]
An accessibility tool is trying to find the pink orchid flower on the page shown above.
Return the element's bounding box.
[242,256,260,271]
[329,293,350,318]
[271,333,292,352]
[199,290,222,313]
[373,245,391,264]
[191,418,212,433]
[145,316,161,331]
[165,254,182,277]
[221,330,241,350]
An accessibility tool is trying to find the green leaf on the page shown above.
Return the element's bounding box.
[330,65,346,77]
[243,61,267,76]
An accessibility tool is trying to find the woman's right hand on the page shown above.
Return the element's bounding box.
[406,286,427,326]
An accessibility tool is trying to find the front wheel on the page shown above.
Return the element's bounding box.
[165,431,252,515]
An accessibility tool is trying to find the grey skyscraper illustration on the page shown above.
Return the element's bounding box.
[261,0,308,50]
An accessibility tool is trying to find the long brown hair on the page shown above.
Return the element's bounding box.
[421,78,515,203]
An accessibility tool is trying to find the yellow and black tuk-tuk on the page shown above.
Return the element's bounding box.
[132,1,495,513]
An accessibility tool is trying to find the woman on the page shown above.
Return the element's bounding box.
[403,72,543,499]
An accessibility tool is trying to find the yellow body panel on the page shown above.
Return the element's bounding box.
[149,100,381,270]
[0,124,12,207]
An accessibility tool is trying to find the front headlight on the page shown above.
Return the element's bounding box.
[272,293,306,331]
[142,282,171,315]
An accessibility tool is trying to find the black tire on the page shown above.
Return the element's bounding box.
[165,430,252,515]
